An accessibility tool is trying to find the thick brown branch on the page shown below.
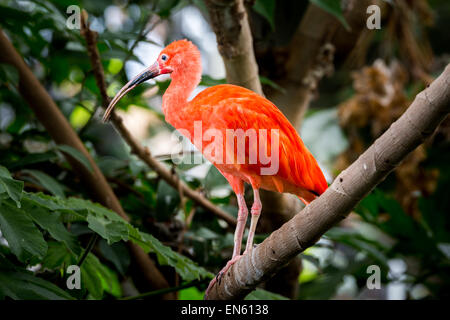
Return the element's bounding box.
[79,12,236,227]
[204,0,263,95]
[0,29,175,299]
[205,63,450,299]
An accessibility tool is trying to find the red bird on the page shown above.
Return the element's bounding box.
[103,40,327,296]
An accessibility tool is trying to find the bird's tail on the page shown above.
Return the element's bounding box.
[296,187,323,206]
[298,196,310,206]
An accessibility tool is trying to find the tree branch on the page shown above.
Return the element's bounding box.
[79,11,236,227]
[205,63,450,299]
[0,28,175,299]
[204,0,263,95]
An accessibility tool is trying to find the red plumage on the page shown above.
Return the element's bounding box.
[186,84,327,203]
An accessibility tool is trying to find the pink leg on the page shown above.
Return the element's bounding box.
[232,193,248,258]
[245,188,262,253]
[205,192,248,298]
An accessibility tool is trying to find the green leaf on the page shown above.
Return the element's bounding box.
[81,254,103,299]
[7,151,58,170]
[376,191,416,238]
[98,240,130,276]
[245,288,289,300]
[259,76,285,93]
[56,145,94,173]
[41,241,77,270]
[309,0,350,31]
[22,198,81,256]
[22,169,66,198]
[86,212,129,244]
[253,0,276,30]
[0,165,24,207]
[137,232,214,282]
[24,192,72,212]
[0,63,19,86]
[98,263,122,297]
[0,270,74,300]
[0,200,47,262]
[81,253,122,299]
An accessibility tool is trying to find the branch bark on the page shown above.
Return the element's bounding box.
[205,63,450,299]
[0,29,175,299]
[204,0,263,95]
[79,12,236,227]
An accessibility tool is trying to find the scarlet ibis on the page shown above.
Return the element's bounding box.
[103,40,327,297]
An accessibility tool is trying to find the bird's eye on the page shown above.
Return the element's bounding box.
[161,54,168,62]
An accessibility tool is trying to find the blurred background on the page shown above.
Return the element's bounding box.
[0,0,449,300]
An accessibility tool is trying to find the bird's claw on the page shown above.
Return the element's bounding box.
[216,270,224,285]
[204,255,242,299]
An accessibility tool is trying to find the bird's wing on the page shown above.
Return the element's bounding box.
[189,85,327,196]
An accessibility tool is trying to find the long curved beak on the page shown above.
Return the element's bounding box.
[102,62,160,122]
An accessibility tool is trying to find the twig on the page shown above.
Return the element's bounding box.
[111,15,163,82]
[121,279,208,300]
[79,10,237,227]
[77,234,99,267]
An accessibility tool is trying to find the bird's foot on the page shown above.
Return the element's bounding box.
[204,255,242,299]
[243,243,258,256]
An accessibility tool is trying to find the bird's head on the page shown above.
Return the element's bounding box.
[102,39,201,122]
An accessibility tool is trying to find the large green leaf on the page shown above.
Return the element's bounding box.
[81,253,122,299]
[0,270,74,300]
[137,232,214,282]
[0,165,24,207]
[41,241,77,270]
[309,0,350,30]
[0,200,47,262]
[98,240,130,276]
[56,145,94,173]
[22,169,66,198]
[86,212,129,244]
[80,254,103,299]
[22,198,81,256]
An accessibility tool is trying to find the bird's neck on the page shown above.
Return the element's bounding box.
[162,69,200,128]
